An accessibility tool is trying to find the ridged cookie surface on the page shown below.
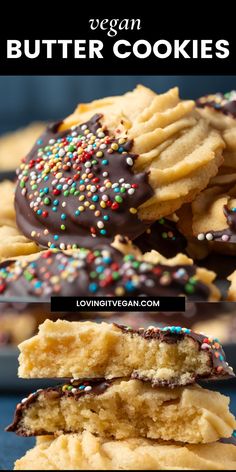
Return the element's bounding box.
[15,86,224,249]
[14,431,236,470]
[178,173,236,257]
[0,237,220,300]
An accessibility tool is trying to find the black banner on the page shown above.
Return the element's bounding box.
[51,296,186,312]
[0,10,236,75]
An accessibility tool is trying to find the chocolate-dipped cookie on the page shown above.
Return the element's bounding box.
[18,320,234,385]
[7,379,236,444]
[178,173,236,258]
[197,91,236,120]
[15,86,224,250]
[15,115,153,250]
[0,242,219,300]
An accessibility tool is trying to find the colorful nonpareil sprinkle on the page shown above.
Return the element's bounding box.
[197,91,236,118]
[15,114,153,249]
[0,247,210,299]
[119,324,234,378]
[16,379,111,412]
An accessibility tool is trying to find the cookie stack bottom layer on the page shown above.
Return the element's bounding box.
[14,431,236,470]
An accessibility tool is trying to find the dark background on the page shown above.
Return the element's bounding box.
[1,75,236,135]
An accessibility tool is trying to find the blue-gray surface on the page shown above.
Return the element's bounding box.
[1,76,236,134]
[1,382,236,470]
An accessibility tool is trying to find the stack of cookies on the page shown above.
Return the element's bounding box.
[7,320,236,470]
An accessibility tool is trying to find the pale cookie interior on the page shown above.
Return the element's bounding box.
[198,106,236,172]
[191,174,236,234]
[1,237,220,301]
[15,381,236,444]
[0,226,40,260]
[18,320,215,383]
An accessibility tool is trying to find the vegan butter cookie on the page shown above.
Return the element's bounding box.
[15,86,224,250]
[178,173,236,257]
[0,181,40,260]
[0,237,220,301]
[7,380,236,444]
[14,430,236,470]
[18,320,234,385]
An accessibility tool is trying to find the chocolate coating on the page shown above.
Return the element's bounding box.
[197,91,236,118]
[6,378,112,436]
[116,324,234,384]
[15,115,153,250]
[221,434,236,446]
[134,218,187,257]
[0,246,211,299]
[196,205,236,244]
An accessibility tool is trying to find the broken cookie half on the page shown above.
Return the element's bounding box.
[7,380,236,444]
[18,320,234,386]
[14,431,236,471]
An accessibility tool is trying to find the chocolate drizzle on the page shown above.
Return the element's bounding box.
[197,92,236,118]
[6,378,112,436]
[134,218,187,257]
[115,324,234,382]
[0,246,211,299]
[15,114,154,250]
